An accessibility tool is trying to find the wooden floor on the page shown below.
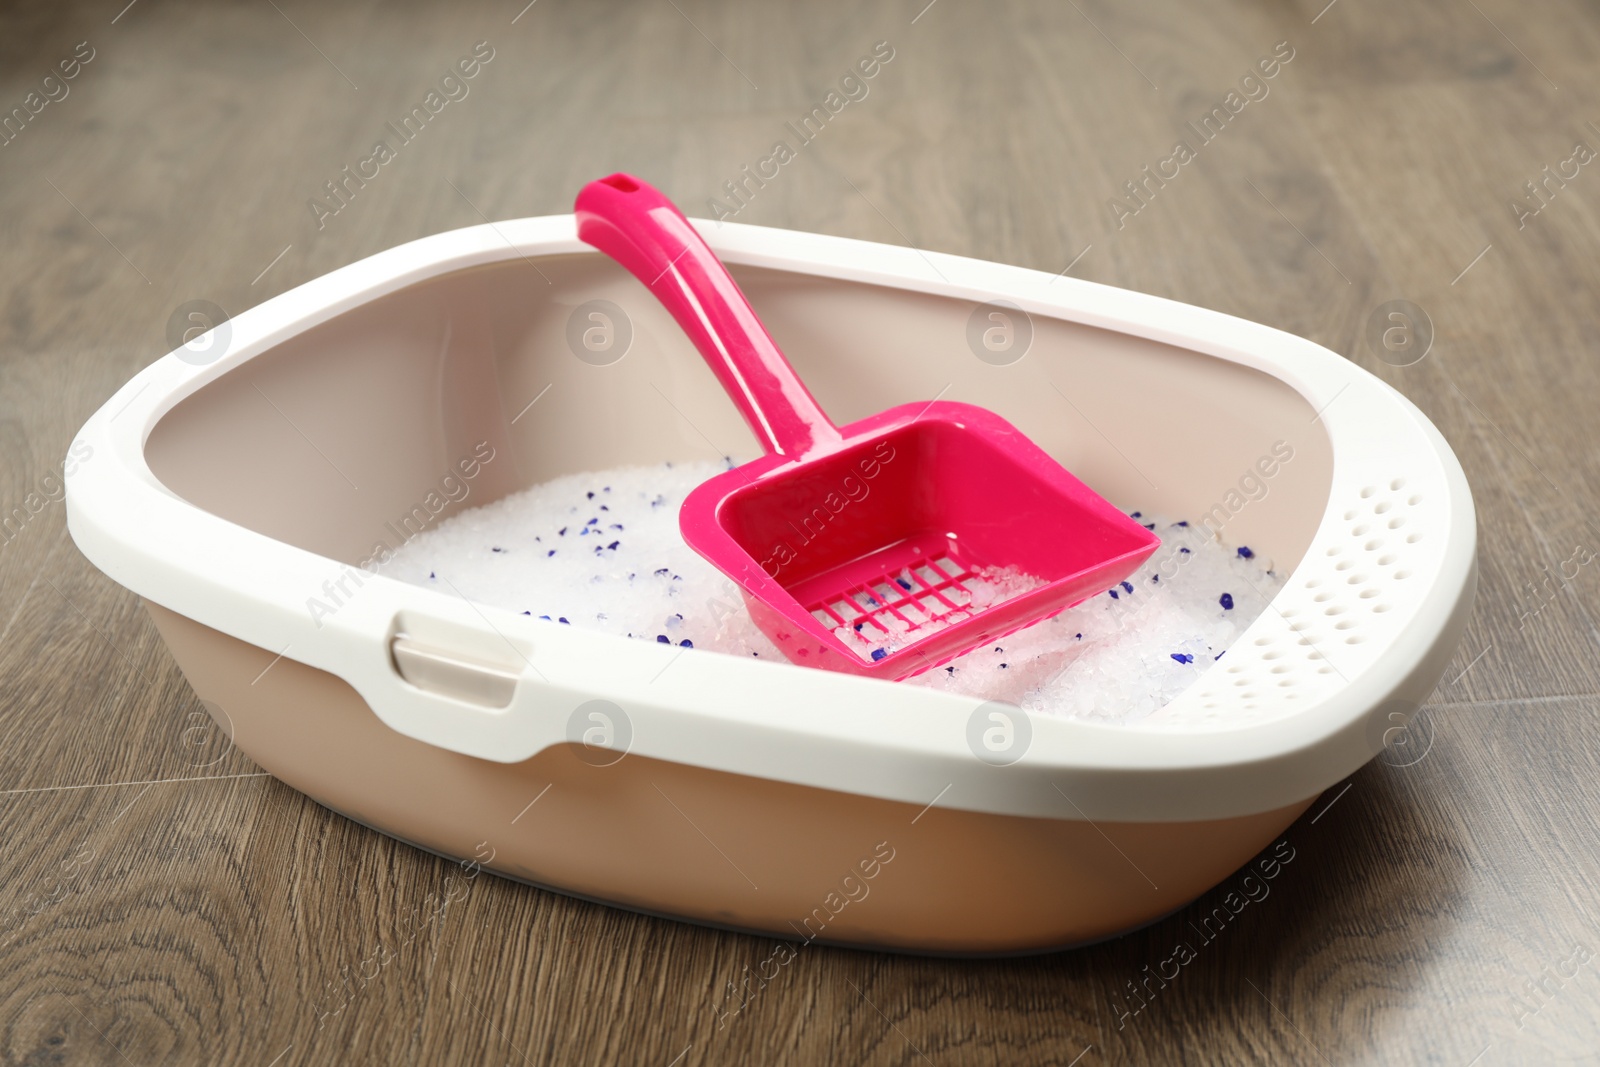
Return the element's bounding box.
[4,0,1600,1063]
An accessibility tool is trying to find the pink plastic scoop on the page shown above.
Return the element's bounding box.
[574,174,1160,680]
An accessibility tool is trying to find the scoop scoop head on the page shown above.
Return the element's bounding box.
[682,399,1160,679]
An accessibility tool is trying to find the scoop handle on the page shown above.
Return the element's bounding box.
[575,174,842,459]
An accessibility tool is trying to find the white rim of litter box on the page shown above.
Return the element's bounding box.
[65,215,1475,823]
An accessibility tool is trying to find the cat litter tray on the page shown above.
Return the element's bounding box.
[66,214,1475,955]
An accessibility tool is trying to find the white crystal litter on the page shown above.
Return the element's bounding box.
[376,461,1285,723]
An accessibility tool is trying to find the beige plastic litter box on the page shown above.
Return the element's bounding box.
[66,215,1476,954]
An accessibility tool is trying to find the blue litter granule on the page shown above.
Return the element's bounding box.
[999,663,1008,669]
[1219,592,1234,610]
[521,610,531,615]
[546,550,556,557]
[1180,547,1191,555]
[610,524,624,530]
[656,634,670,644]
[492,546,504,553]
[587,491,595,499]
[558,527,567,536]
[946,666,957,674]
[679,639,693,648]
[896,578,912,590]
[1121,581,1134,594]
[854,622,865,631]
[586,518,599,526]
[1237,546,1254,559]
[654,568,670,576]
[607,541,620,550]
[1176,521,1189,527]
[1131,511,1142,519]
[1151,575,1160,583]
[429,571,435,579]
[871,649,887,661]
[1170,653,1194,664]
[558,617,570,625]
[1075,633,1082,639]
[539,614,551,621]
[1143,523,1156,530]
[1108,589,1119,599]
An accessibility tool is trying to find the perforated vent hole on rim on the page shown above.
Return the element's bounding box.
[1317,478,1425,644]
